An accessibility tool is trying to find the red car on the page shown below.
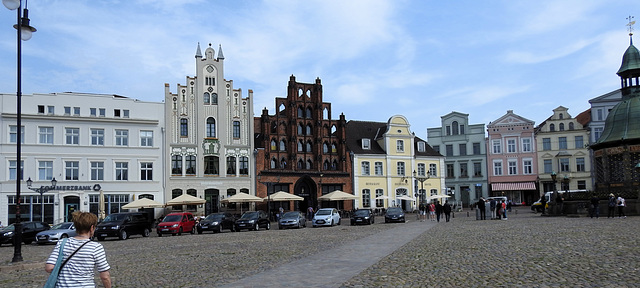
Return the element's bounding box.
[156,212,196,236]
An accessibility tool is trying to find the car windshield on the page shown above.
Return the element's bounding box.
[387,208,402,213]
[1,224,15,231]
[354,210,369,216]
[51,223,72,230]
[162,215,182,222]
[316,209,331,215]
[240,212,258,219]
[103,214,124,222]
[204,214,223,221]
[282,212,299,218]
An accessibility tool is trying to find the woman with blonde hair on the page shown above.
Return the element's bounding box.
[45,211,111,288]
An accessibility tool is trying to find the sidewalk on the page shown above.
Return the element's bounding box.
[220,220,436,288]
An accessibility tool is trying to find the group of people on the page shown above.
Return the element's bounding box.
[419,201,453,222]
[476,198,508,220]
[591,193,626,219]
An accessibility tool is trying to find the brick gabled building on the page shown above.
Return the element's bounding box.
[254,75,352,215]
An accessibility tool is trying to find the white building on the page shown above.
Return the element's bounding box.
[164,43,254,216]
[587,89,621,144]
[1,92,165,225]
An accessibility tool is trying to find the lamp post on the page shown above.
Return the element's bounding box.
[550,171,558,215]
[4,0,36,263]
[26,177,56,222]
[413,170,430,220]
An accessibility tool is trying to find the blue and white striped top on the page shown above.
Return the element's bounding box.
[46,237,110,288]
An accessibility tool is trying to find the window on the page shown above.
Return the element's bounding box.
[575,136,584,149]
[473,142,481,155]
[544,159,553,173]
[90,162,104,181]
[460,163,468,177]
[203,92,210,104]
[39,127,54,144]
[204,156,219,175]
[596,109,603,121]
[549,124,555,131]
[397,162,405,176]
[115,129,129,146]
[64,106,71,115]
[297,124,303,135]
[523,159,533,174]
[559,137,567,150]
[576,158,585,172]
[362,189,371,208]
[271,140,277,151]
[375,189,384,207]
[429,164,437,177]
[306,124,311,135]
[140,131,153,147]
[459,143,467,156]
[362,139,371,150]
[508,160,517,175]
[542,138,551,150]
[473,162,482,177]
[115,162,128,180]
[559,123,565,131]
[446,126,451,136]
[397,140,404,152]
[114,109,121,117]
[569,122,574,130]
[9,125,24,143]
[279,140,286,151]
[446,145,453,157]
[452,121,459,135]
[361,161,370,175]
[90,108,97,117]
[99,108,106,117]
[65,161,79,181]
[91,129,104,145]
[239,156,249,175]
[374,162,383,176]
[306,141,312,152]
[39,161,54,180]
[417,163,426,176]
[418,142,426,152]
[123,110,129,118]
[577,180,586,190]
[226,156,236,175]
[559,158,570,172]
[180,119,188,137]
[493,161,503,176]
[297,141,303,152]
[432,145,440,154]
[233,121,240,138]
[492,139,501,154]
[65,128,79,145]
[172,155,182,175]
[185,156,196,175]
[9,160,23,180]
[73,107,80,116]
[211,93,218,104]
[446,164,455,178]
[507,139,516,153]
[141,162,153,180]
[594,127,603,141]
[206,118,216,138]
[522,138,532,152]
[47,105,55,114]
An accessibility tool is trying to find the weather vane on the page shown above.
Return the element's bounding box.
[627,15,635,36]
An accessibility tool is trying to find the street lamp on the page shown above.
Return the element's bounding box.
[26,177,56,222]
[550,171,558,215]
[413,170,430,219]
[4,0,36,263]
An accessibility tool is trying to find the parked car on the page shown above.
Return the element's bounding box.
[351,209,375,225]
[157,212,196,236]
[36,222,76,244]
[197,212,236,234]
[312,208,341,227]
[279,211,306,229]
[95,212,152,241]
[384,207,406,223]
[235,211,270,231]
[0,221,50,246]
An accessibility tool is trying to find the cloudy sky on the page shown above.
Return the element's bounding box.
[0,0,636,137]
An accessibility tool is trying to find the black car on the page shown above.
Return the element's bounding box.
[0,221,50,246]
[235,210,270,231]
[384,207,406,223]
[278,211,306,229]
[95,212,152,241]
[197,212,236,234]
[350,209,375,225]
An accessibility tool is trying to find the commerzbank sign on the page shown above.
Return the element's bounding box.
[48,184,102,192]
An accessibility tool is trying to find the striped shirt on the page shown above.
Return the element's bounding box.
[46,237,110,288]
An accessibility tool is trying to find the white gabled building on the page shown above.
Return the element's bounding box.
[164,43,254,216]
[0,92,165,225]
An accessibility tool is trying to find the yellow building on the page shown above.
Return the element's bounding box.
[346,116,446,211]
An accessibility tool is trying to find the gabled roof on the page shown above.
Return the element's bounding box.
[488,110,535,127]
[588,89,621,104]
[575,108,591,126]
[345,121,387,155]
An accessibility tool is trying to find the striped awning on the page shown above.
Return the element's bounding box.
[491,182,536,191]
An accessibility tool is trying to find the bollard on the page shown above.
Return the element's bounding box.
[515,209,518,215]
[467,211,469,217]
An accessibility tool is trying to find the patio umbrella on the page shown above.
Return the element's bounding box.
[427,194,451,201]
[221,192,263,214]
[374,195,390,200]
[98,190,106,220]
[166,194,206,206]
[265,191,304,201]
[318,190,358,201]
[395,195,414,201]
[122,198,165,209]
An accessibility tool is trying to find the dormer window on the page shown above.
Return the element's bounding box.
[362,138,371,150]
[418,141,426,152]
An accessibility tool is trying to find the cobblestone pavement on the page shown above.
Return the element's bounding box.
[1,209,638,288]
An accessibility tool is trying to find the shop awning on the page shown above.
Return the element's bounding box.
[491,182,536,191]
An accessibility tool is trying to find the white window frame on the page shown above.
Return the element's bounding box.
[115,129,129,146]
[507,139,516,153]
[492,139,501,154]
[523,159,533,174]
[39,127,54,144]
[140,130,153,147]
[362,138,371,150]
[508,160,517,175]
[65,161,79,181]
[493,160,503,176]
[374,162,383,176]
[91,129,105,146]
[91,161,104,181]
[396,140,404,153]
[65,128,79,145]
[361,161,370,176]
[521,138,532,152]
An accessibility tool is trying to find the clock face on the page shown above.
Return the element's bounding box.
[206,65,215,73]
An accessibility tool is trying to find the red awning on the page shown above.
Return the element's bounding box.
[491,182,536,191]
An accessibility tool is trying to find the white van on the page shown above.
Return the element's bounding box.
[531,190,587,212]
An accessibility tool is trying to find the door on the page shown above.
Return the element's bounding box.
[65,203,80,222]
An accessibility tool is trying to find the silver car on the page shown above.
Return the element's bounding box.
[36,222,76,244]
[312,208,341,227]
[279,211,306,229]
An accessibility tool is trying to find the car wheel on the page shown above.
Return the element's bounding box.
[157,233,162,237]
[23,239,33,244]
[231,226,236,232]
[142,228,150,237]
[338,218,341,225]
[119,230,128,240]
[190,227,195,234]
[279,225,283,230]
[266,222,270,230]
[97,236,105,241]
[385,219,389,223]
[178,227,183,236]
[313,225,317,228]
[254,223,260,231]
[197,229,203,234]
[331,220,334,226]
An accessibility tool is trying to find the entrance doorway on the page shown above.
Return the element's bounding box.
[63,196,80,222]
[294,177,317,213]
[205,189,220,215]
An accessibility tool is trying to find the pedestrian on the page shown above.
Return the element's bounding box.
[307,206,314,221]
[477,198,486,220]
[607,193,617,218]
[490,198,497,219]
[501,200,508,220]
[540,196,547,215]
[429,202,436,221]
[590,195,600,219]
[435,201,443,222]
[443,201,452,222]
[557,193,565,214]
[45,211,111,288]
[507,200,512,212]
[617,195,626,218]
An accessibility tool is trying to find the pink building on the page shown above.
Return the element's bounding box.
[486,110,539,205]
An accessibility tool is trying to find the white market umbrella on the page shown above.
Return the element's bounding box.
[166,194,206,206]
[374,195,390,200]
[427,194,451,201]
[395,195,414,201]
[122,198,165,209]
[265,191,304,201]
[318,190,358,201]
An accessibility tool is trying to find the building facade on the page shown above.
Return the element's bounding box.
[1,92,165,225]
[348,116,446,211]
[164,43,254,216]
[588,90,622,144]
[427,111,488,206]
[535,106,593,195]
[486,110,538,205]
[254,76,352,216]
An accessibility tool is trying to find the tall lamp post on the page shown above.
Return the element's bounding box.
[26,177,56,222]
[550,171,558,215]
[413,170,430,218]
[4,0,36,263]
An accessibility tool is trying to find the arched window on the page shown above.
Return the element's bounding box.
[180,119,188,137]
[549,124,555,132]
[559,123,565,131]
[297,123,303,135]
[306,159,312,169]
[323,107,329,120]
[211,93,218,104]
[569,122,574,130]
[226,156,236,175]
[298,141,303,152]
[279,139,286,151]
[203,92,210,104]
[270,121,277,133]
[331,142,337,153]
[559,113,564,119]
[297,159,304,169]
[452,121,459,135]
[204,156,219,175]
[306,141,312,153]
[280,158,287,169]
[270,158,277,169]
[306,107,312,118]
[306,124,312,135]
[297,106,304,118]
[323,160,329,170]
[332,160,338,170]
[206,117,216,138]
[270,139,277,151]
[323,142,329,153]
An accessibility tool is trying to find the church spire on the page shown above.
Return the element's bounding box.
[195,42,202,58]
[217,44,225,60]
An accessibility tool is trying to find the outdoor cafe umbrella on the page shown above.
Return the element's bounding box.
[166,194,206,206]
[122,198,165,209]
[265,191,305,201]
[221,192,263,214]
[374,195,390,200]
[98,190,106,221]
[395,195,414,201]
[427,194,451,201]
[318,190,357,210]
